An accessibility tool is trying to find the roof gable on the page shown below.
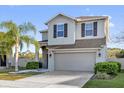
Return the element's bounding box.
[45,13,75,25]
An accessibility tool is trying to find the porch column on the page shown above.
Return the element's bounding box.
[35,48,39,62]
[8,52,13,67]
[48,49,54,71]
[42,46,48,68]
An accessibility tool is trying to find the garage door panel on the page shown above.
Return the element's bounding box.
[54,52,96,71]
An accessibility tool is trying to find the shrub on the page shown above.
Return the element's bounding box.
[109,61,121,72]
[116,50,124,58]
[26,62,39,69]
[95,62,119,75]
[95,72,111,79]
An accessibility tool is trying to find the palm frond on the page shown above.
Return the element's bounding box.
[0,21,18,31]
[19,22,36,34]
[20,35,32,48]
[30,38,40,51]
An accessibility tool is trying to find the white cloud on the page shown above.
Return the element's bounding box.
[102,15,114,27]
[102,15,112,19]
[110,22,114,27]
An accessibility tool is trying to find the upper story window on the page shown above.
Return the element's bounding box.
[57,24,64,37]
[85,23,93,36]
[53,23,67,38]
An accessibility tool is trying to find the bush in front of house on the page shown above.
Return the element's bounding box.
[26,62,39,69]
[116,50,124,58]
[95,62,119,75]
[95,72,111,80]
[109,61,121,72]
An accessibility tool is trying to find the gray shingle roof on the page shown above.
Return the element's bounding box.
[47,38,106,49]
[76,16,108,22]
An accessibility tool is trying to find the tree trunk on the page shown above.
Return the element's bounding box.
[15,42,19,72]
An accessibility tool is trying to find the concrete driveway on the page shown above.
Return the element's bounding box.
[0,71,93,88]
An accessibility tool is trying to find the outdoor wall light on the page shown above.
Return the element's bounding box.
[48,51,52,57]
[98,52,101,57]
[49,53,52,57]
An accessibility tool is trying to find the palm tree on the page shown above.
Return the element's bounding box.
[0,21,39,72]
[0,32,7,55]
[0,31,15,68]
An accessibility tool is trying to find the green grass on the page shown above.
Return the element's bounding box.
[0,72,42,80]
[0,67,42,80]
[83,70,124,88]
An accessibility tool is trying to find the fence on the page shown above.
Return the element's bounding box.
[107,58,124,69]
[11,58,36,67]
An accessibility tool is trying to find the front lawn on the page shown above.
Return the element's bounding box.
[0,67,42,80]
[0,72,42,80]
[83,70,124,88]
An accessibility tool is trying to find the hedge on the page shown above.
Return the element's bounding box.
[109,61,121,72]
[95,62,120,75]
[26,62,39,69]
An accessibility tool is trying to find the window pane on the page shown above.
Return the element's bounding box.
[58,31,64,37]
[57,24,64,37]
[85,23,93,36]
[58,24,64,31]
[86,23,93,30]
[86,30,93,36]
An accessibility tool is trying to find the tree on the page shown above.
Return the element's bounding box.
[0,31,15,66]
[0,21,39,72]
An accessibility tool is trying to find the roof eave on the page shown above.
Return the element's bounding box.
[45,13,76,25]
[39,30,48,33]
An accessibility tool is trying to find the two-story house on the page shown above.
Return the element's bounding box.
[39,13,109,72]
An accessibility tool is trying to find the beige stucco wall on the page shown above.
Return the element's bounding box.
[96,45,107,63]
[76,20,105,40]
[48,15,75,45]
[42,32,48,41]
[47,16,107,45]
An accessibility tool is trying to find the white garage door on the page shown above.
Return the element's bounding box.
[54,52,96,71]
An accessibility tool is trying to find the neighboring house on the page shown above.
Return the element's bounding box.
[0,44,7,68]
[39,13,109,72]
[0,55,6,68]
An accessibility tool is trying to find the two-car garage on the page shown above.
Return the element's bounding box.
[48,38,106,72]
[54,52,96,72]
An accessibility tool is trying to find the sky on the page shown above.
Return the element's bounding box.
[0,5,124,52]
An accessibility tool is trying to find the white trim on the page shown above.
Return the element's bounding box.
[48,48,100,54]
[45,13,75,25]
[54,50,97,53]
[53,48,100,52]
[53,48,101,51]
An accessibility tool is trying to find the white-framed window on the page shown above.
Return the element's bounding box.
[56,24,64,37]
[85,23,93,36]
